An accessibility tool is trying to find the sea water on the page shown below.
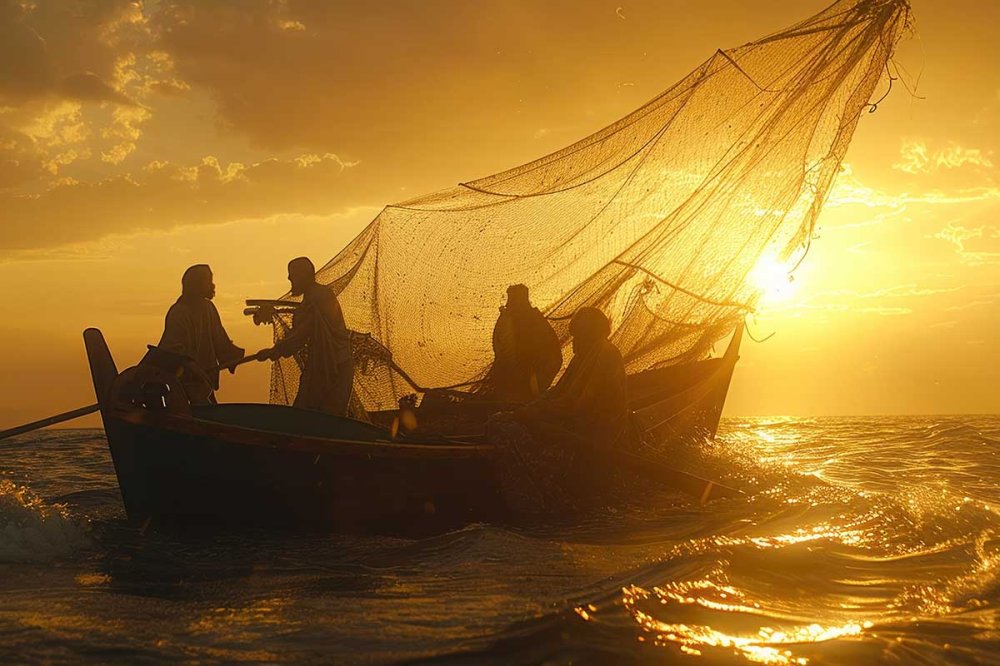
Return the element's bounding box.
[0,417,997,664]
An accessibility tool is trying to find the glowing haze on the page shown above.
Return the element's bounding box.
[0,0,996,428]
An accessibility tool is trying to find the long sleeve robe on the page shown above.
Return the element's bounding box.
[535,338,629,448]
[158,296,244,403]
[487,337,630,513]
[273,284,354,415]
[491,306,563,401]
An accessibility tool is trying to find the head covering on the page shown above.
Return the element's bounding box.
[506,283,530,308]
[181,264,211,297]
[569,307,611,340]
[288,256,316,279]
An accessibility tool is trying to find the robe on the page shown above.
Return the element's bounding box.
[273,283,354,416]
[491,305,563,401]
[535,338,629,448]
[158,295,244,403]
[487,338,630,514]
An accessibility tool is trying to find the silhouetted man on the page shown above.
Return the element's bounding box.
[158,264,244,404]
[257,257,355,416]
[516,306,629,448]
[491,284,562,401]
[488,306,629,512]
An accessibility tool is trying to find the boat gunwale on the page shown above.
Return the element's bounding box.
[106,405,497,460]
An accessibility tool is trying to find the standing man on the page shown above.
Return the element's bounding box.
[158,264,245,404]
[490,284,563,401]
[257,257,355,416]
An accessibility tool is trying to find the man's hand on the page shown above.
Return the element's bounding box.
[252,304,276,326]
[256,347,279,362]
[228,348,246,374]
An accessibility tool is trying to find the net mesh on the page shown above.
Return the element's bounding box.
[268,0,911,413]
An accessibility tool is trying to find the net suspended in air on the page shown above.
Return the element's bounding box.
[266,0,912,413]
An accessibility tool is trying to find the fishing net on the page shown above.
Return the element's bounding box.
[264,0,911,413]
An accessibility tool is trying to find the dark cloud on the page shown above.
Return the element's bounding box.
[0,153,366,252]
[0,0,142,105]
[149,0,676,177]
[59,72,138,106]
[0,2,55,103]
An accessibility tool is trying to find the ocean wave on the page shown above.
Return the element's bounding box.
[0,479,89,563]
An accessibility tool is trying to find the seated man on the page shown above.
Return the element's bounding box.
[157,264,244,404]
[517,306,629,448]
[257,257,354,416]
[490,284,562,401]
[488,307,629,512]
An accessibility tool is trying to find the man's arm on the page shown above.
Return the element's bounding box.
[259,304,314,360]
[208,303,245,368]
[158,304,194,355]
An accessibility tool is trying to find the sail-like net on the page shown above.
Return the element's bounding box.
[266,0,911,413]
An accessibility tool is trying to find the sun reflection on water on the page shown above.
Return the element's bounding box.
[620,580,873,665]
[590,418,1000,665]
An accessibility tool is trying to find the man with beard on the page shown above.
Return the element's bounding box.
[257,257,355,416]
[157,264,245,404]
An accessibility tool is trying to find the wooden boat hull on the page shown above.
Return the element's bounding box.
[83,326,742,535]
[84,329,505,535]
[100,406,505,535]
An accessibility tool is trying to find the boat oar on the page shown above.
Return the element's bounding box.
[0,404,101,442]
[0,353,262,442]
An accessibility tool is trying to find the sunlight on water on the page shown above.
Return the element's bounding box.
[588,417,1000,665]
[622,580,872,665]
[1,420,997,663]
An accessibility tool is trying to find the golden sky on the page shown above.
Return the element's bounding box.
[0,0,997,426]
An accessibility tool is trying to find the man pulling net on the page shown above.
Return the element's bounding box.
[488,307,629,513]
[256,257,356,416]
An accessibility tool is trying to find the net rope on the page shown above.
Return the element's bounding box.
[267,0,911,413]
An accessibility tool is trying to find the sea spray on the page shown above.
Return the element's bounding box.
[0,479,88,563]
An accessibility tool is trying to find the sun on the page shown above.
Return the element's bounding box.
[750,254,797,305]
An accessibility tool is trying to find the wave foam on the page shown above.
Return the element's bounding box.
[0,479,89,563]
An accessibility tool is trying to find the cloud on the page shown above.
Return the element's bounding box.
[0,1,145,106]
[931,224,1000,266]
[100,105,152,163]
[828,164,1000,209]
[0,1,179,186]
[892,139,995,175]
[945,298,998,312]
[0,125,44,189]
[765,283,963,317]
[0,1,56,104]
[58,72,137,106]
[144,0,663,180]
[0,153,366,254]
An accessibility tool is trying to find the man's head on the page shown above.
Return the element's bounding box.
[568,307,611,356]
[181,264,215,300]
[288,257,316,296]
[506,284,530,310]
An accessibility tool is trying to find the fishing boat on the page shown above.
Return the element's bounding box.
[63,0,908,535]
[84,326,742,536]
